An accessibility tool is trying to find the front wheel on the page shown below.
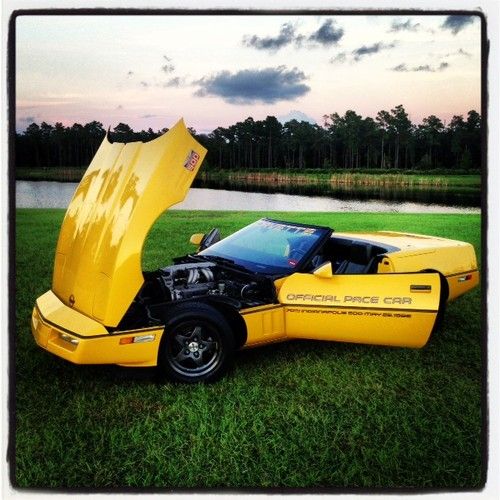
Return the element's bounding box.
[158,303,235,383]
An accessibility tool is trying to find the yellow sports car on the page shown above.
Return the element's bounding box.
[31,120,479,383]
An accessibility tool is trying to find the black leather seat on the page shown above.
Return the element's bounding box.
[336,242,375,274]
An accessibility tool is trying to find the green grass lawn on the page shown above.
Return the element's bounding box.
[14,209,483,489]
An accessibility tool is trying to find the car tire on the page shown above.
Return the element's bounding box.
[158,302,235,383]
[421,270,448,333]
[434,275,449,331]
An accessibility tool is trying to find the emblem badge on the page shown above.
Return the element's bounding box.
[184,150,200,171]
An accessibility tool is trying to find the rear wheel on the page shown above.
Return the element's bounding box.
[435,275,449,331]
[421,270,448,332]
[158,303,235,383]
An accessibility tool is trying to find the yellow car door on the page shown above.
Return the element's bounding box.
[278,266,441,348]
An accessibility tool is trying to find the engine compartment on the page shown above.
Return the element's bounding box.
[117,259,275,330]
[160,261,270,303]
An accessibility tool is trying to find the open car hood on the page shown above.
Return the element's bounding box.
[52,119,207,327]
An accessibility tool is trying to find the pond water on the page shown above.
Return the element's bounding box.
[194,176,481,208]
[15,181,480,214]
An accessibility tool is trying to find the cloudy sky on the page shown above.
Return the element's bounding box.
[15,13,481,133]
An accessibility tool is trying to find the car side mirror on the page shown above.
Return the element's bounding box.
[190,233,205,246]
[313,261,333,278]
[199,228,221,251]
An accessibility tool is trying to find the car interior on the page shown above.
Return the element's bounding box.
[308,237,390,275]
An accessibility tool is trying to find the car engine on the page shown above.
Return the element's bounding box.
[117,260,275,330]
[158,262,267,304]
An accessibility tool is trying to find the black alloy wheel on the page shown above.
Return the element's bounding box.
[159,303,235,383]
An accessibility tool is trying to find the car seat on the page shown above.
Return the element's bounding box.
[336,242,376,274]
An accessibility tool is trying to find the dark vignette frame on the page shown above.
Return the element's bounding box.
[6,7,489,495]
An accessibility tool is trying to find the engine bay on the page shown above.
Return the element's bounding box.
[117,259,276,330]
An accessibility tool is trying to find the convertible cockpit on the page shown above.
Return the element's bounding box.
[306,236,397,274]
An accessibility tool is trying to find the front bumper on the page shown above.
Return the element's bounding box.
[31,291,163,367]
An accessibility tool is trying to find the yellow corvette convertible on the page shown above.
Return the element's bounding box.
[31,120,479,383]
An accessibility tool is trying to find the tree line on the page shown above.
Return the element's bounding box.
[15,105,481,172]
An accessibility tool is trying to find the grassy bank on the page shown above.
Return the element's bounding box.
[16,166,481,189]
[16,167,87,182]
[199,170,481,189]
[15,209,483,489]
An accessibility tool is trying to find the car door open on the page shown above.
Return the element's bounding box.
[278,265,441,348]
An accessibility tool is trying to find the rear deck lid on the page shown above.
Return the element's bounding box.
[52,119,206,327]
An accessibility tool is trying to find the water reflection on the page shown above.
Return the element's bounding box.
[16,181,480,214]
[193,177,481,207]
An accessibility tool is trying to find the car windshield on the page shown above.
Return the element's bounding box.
[198,219,329,274]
